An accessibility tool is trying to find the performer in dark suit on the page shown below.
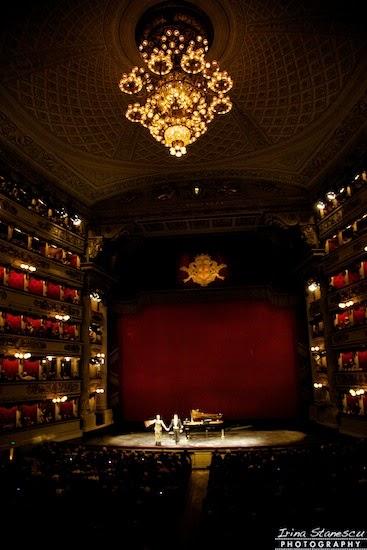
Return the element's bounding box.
[168,414,183,444]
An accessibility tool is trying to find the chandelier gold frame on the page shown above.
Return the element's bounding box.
[118,4,233,157]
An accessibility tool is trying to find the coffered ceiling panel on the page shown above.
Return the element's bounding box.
[0,0,366,206]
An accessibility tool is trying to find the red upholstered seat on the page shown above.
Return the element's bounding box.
[63,324,76,339]
[0,405,17,430]
[348,267,361,285]
[44,319,60,337]
[70,254,80,268]
[346,394,360,414]
[5,313,22,331]
[24,316,43,332]
[326,237,338,252]
[28,277,44,295]
[340,352,354,369]
[335,311,350,328]
[331,272,346,289]
[63,287,77,303]
[59,401,74,419]
[7,270,25,290]
[353,306,366,326]
[48,246,63,261]
[1,358,20,378]
[47,282,61,299]
[23,359,40,378]
[21,403,38,425]
[357,351,367,371]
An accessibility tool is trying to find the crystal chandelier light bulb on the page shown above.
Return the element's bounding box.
[118,23,233,157]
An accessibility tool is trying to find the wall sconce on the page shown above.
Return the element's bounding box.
[90,291,102,302]
[313,383,324,389]
[316,201,325,210]
[307,281,319,292]
[310,346,320,352]
[52,395,68,403]
[96,388,105,394]
[338,300,354,309]
[20,263,37,272]
[349,388,365,396]
[14,352,31,359]
[55,314,70,321]
[326,191,336,200]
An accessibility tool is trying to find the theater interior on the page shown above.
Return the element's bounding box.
[0,0,367,548]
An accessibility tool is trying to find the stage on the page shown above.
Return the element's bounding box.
[86,427,307,449]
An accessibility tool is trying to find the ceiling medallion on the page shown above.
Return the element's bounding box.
[118,1,233,157]
[180,253,227,286]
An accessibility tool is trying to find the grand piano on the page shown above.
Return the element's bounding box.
[183,409,224,439]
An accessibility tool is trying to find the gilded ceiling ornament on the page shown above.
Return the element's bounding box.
[180,253,227,286]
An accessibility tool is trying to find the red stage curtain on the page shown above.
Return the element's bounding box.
[28,277,44,295]
[362,262,367,278]
[7,270,24,290]
[119,300,299,421]
[0,266,5,284]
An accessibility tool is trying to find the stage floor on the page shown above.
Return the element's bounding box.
[86,427,307,449]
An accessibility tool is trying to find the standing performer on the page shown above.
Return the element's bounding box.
[145,414,168,446]
[168,413,183,444]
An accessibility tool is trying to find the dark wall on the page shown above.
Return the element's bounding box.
[118,299,300,421]
[107,228,307,298]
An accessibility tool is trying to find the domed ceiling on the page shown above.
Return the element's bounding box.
[0,0,366,214]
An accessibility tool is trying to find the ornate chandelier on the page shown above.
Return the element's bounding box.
[118,3,233,157]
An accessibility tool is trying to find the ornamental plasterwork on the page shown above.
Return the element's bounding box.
[180,254,227,287]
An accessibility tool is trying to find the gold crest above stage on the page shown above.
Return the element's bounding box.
[180,254,227,287]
